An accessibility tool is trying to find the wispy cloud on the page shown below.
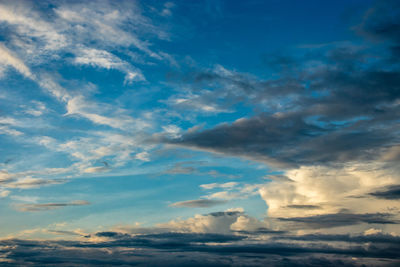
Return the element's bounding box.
[15,200,90,212]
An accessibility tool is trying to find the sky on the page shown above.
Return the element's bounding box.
[0,0,399,266]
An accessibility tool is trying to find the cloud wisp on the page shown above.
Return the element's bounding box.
[15,200,90,212]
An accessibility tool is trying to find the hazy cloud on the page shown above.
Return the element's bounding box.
[15,200,90,212]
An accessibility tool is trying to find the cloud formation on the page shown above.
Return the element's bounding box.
[15,200,90,212]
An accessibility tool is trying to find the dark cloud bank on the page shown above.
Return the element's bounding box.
[1,210,400,266]
[1,230,400,266]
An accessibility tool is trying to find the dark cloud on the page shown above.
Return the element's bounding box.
[1,235,400,266]
[277,233,400,245]
[47,230,90,238]
[167,112,394,167]
[134,232,245,243]
[208,211,243,217]
[278,212,399,229]
[170,199,227,208]
[15,200,90,212]
[369,185,400,200]
[356,0,400,44]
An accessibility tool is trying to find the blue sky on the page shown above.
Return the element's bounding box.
[0,0,400,265]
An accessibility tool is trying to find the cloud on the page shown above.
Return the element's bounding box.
[83,162,110,173]
[276,232,400,244]
[5,177,67,189]
[0,190,10,198]
[259,164,400,218]
[200,182,238,190]
[15,200,90,212]
[83,166,109,174]
[0,43,33,79]
[167,111,395,168]
[161,1,400,169]
[369,185,400,200]
[170,199,227,208]
[157,211,244,234]
[0,170,14,183]
[73,48,145,83]
[1,233,400,266]
[277,212,399,229]
[164,162,197,175]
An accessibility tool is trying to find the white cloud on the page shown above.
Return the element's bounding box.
[83,166,109,174]
[23,101,47,116]
[201,183,261,201]
[73,48,144,83]
[135,151,150,162]
[0,43,33,79]
[0,190,10,198]
[160,2,175,17]
[157,209,267,234]
[0,170,13,183]
[0,125,23,136]
[200,182,238,190]
[65,95,149,130]
[0,2,66,52]
[5,177,66,189]
[158,211,242,234]
[259,163,400,218]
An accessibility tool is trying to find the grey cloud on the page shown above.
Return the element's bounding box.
[208,211,243,217]
[15,200,90,212]
[277,212,399,229]
[117,232,245,244]
[47,230,90,238]
[167,112,393,167]
[234,228,287,235]
[277,233,400,245]
[170,199,227,208]
[369,185,400,200]
[356,0,400,43]
[164,162,197,175]
[1,235,400,266]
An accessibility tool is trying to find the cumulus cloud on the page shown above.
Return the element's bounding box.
[259,164,400,219]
